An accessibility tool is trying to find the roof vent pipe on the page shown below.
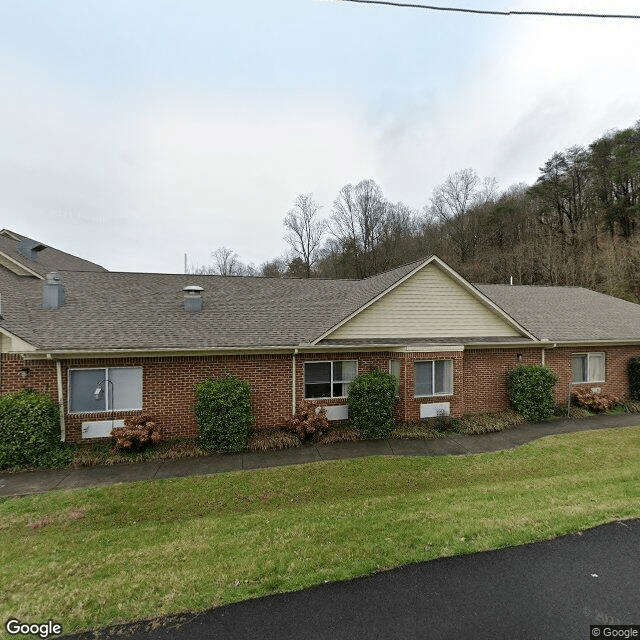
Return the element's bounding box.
[43,272,65,309]
[183,285,204,312]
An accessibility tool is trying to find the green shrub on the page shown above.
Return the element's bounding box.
[347,369,397,439]
[629,357,640,400]
[507,365,558,422]
[194,376,253,452]
[0,389,71,470]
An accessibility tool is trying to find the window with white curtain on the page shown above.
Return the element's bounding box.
[571,353,605,383]
[69,367,143,413]
[414,360,453,397]
[304,360,358,399]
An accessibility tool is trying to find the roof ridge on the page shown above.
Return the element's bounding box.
[359,257,430,281]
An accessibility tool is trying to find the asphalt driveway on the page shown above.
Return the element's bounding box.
[65,518,640,640]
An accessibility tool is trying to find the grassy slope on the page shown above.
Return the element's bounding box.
[2,427,640,636]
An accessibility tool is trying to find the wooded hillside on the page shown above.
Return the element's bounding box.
[201,120,640,302]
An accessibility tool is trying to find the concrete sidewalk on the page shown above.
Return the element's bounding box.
[1,413,639,498]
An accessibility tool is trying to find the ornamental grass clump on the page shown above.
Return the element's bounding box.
[282,400,329,442]
[348,369,397,439]
[0,389,71,470]
[194,375,253,453]
[507,365,558,422]
[111,415,163,451]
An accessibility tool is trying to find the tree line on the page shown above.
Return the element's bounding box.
[192,119,640,302]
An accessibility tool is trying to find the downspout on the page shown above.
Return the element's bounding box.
[292,348,298,414]
[403,353,407,422]
[541,343,567,415]
[48,354,66,442]
[541,343,556,366]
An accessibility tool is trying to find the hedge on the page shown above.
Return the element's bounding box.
[347,369,397,439]
[0,389,71,470]
[194,375,253,453]
[507,365,558,422]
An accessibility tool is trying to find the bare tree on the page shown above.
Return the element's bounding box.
[259,257,287,278]
[283,193,326,278]
[331,179,388,278]
[430,168,495,263]
[194,246,246,276]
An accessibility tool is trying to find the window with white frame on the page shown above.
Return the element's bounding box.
[304,360,357,399]
[389,359,401,397]
[414,360,453,397]
[69,367,143,413]
[571,353,605,383]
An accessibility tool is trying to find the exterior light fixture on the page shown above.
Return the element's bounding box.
[19,367,30,378]
[516,354,523,362]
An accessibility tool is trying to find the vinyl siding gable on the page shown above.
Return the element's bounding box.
[328,263,522,339]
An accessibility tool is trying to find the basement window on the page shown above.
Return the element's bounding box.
[304,360,357,399]
[69,367,143,413]
[571,353,605,383]
[414,360,453,397]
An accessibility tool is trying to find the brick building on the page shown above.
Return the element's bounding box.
[1,229,639,442]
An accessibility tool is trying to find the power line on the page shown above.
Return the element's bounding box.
[337,0,640,20]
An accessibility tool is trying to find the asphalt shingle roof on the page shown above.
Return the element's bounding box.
[0,260,424,351]
[2,233,640,352]
[0,231,106,277]
[475,284,640,342]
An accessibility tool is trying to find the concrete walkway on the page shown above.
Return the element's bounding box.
[1,413,639,498]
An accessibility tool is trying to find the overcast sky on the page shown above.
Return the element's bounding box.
[1,0,639,273]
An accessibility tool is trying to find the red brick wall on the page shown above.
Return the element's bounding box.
[296,351,463,422]
[544,345,640,405]
[1,353,293,442]
[400,351,463,421]
[0,355,58,401]
[463,347,543,414]
[463,345,640,413]
[3,344,639,442]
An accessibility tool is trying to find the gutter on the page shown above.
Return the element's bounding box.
[19,338,640,361]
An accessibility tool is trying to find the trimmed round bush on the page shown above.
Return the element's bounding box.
[194,375,253,452]
[507,365,558,422]
[0,389,71,470]
[347,369,397,439]
[629,357,640,401]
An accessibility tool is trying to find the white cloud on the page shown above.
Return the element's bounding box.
[368,0,640,202]
[1,1,638,272]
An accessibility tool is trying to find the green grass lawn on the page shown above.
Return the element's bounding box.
[2,427,640,637]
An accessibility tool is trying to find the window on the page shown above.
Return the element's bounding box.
[304,360,357,399]
[69,367,143,413]
[414,360,453,397]
[572,353,605,383]
[389,359,401,397]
